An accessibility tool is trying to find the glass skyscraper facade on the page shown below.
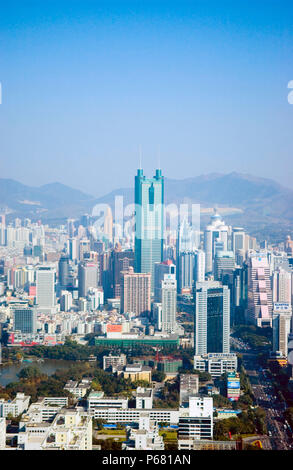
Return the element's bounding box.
[194,281,230,355]
[134,169,164,289]
[13,307,37,334]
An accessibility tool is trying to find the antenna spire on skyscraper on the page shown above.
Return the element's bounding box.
[139,145,142,170]
[158,145,161,170]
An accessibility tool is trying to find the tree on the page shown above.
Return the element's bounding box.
[212,394,231,408]
[91,380,102,391]
[17,365,44,380]
[152,370,166,382]
[194,370,212,382]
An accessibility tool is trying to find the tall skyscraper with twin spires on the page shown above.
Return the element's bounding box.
[134,168,164,290]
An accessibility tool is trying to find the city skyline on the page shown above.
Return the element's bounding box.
[0,166,293,451]
[1,0,293,455]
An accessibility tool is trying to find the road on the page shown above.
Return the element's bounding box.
[241,351,293,450]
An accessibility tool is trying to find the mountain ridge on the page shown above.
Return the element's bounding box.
[0,173,292,242]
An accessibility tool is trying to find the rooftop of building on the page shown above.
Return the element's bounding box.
[134,387,153,398]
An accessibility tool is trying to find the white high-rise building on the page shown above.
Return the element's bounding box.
[152,302,163,331]
[87,287,104,310]
[154,260,176,302]
[68,237,78,261]
[60,291,73,312]
[161,273,177,333]
[78,261,98,298]
[195,250,205,283]
[36,266,56,311]
[177,218,199,253]
[204,210,229,274]
[272,302,292,357]
[272,268,292,304]
[178,251,195,293]
[232,227,246,256]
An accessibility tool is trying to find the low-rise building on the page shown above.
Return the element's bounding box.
[94,333,179,349]
[18,409,92,450]
[214,409,242,420]
[116,363,152,383]
[64,378,92,398]
[180,374,199,406]
[122,413,164,450]
[87,391,128,410]
[134,387,153,409]
[103,353,127,371]
[179,439,239,450]
[0,393,30,418]
[194,353,237,378]
[178,396,213,444]
[19,397,69,428]
[89,407,180,425]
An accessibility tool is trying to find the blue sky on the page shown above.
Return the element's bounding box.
[0,0,293,196]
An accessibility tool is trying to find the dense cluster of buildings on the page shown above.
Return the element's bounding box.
[0,168,293,450]
[0,376,219,450]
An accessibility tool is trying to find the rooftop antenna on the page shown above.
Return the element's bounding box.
[157,145,161,170]
[139,145,142,170]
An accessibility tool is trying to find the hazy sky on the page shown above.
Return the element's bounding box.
[1,0,293,196]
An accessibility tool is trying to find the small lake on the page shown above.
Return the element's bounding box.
[0,360,75,387]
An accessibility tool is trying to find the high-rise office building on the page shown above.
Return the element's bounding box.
[13,307,37,334]
[110,248,135,298]
[68,237,78,261]
[78,261,98,298]
[58,255,69,288]
[272,302,292,357]
[195,250,205,283]
[154,260,176,303]
[161,273,177,333]
[269,252,290,275]
[152,302,163,330]
[120,267,151,316]
[103,207,113,243]
[134,169,164,290]
[285,236,293,257]
[194,281,230,355]
[79,238,91,261]
[100,251,112,299]
[36,266,56,310]
[232,266,247,325]
[272,268,292,304]
[93,240,105,255]
[60,291,73,312]
[178,251,195,294]
[232,227,246,255]
[204,210,229,274]
[177,218,198,254]
[67,219,75,237]
[246,253,273,327]
[214,251,235,281]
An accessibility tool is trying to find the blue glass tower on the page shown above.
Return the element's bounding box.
[134,168,164,290]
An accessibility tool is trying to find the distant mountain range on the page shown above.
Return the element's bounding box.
[1,172,293,242]
[0,179,95,220]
